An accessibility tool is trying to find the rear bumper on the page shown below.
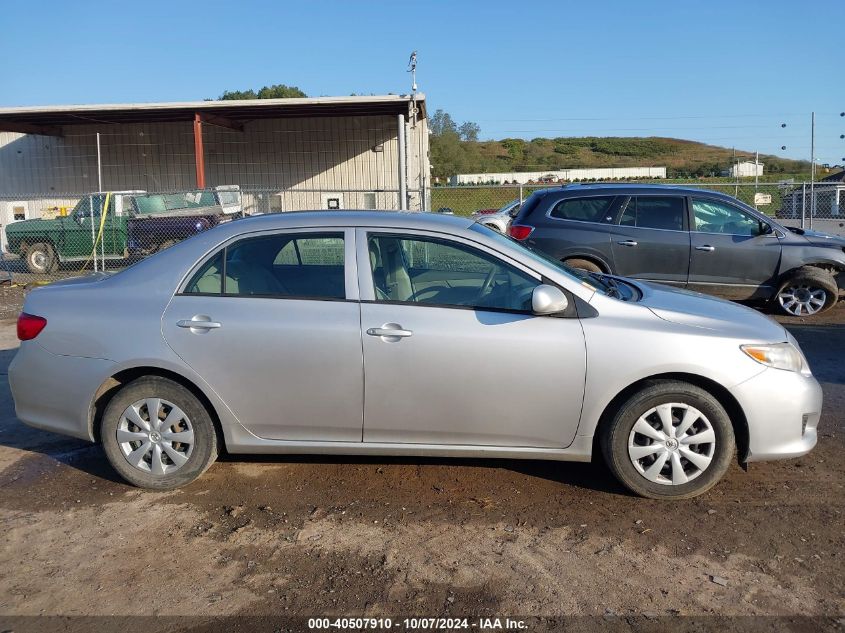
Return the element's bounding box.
[9,342,115,442]
[730,367,822,462]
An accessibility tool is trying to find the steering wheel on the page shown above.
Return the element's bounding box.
[476,266,498,301]
[408,284,450,302]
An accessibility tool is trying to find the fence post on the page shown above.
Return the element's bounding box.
[89,194,97,273]
[519,184,524,204]
[801,183,806,229]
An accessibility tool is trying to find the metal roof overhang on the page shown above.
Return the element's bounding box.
[0,94,426,136]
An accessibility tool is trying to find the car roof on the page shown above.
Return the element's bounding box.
[226,210,475,231]
[531,183,741,199]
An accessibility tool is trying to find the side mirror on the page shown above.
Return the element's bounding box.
[760,221,774,236]
[532,284,569,315]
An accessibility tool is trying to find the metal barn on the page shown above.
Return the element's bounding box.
[0,95,430,225]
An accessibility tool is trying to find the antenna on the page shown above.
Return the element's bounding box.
[407,51,417,94]
[407,51,419,127]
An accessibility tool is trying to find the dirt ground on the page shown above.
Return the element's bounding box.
[0,296,843,631]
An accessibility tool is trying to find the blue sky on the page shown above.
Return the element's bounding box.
[2,0,842,164]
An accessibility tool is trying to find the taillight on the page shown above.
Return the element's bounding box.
[509,224,534,240]
[17,312,47,341]
[476,208,497,215]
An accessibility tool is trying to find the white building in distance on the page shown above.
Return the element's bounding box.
[450,166,666,185]
[725,161,764,178]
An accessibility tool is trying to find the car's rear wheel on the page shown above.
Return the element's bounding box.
[563,258,603,274]
[101,377,218,489]
[601,380,735,500]
[24,242,57,274]
[775,267,838,316]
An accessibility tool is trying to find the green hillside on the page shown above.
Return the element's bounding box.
[431,135,812,181]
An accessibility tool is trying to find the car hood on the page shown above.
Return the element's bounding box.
[787,227,845,247]
[634,281,787,342]
[5,217,62,231]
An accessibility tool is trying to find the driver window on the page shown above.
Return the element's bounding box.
[367,234,540,312]
[74,195,114,221]
[692,199,761,236]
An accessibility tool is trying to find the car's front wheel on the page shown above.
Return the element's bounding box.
[101,376,218,489]
[775,266,839,317]
[601,380,735,500]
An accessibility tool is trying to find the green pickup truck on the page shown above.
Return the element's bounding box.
[5,188,241,273]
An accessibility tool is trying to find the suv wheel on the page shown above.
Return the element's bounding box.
[775,267,838,316]
[563,258,603,274]
[601,380,735,500]
[24,242,57,274]
[101,377,218,489]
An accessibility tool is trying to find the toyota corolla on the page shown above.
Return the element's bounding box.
[9,212,821,499]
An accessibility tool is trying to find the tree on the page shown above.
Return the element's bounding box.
[219,84,307,100]
[429,109,458,136]
[459,121,480,142]
[429,109,483,180]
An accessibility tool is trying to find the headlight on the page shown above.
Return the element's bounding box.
[741,342,811,375]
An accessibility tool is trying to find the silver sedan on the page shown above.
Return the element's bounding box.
[9,212,821,499]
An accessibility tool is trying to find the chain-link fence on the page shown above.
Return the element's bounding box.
[2,180,843,285]
[0,187,414,284]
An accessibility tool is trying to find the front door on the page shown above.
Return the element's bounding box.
[610,195,690,285]
[162,229,364,441]
[687,197,782,299]
[359,230,586,448]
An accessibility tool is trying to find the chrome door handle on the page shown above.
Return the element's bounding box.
[695,245,716,252]
[367,326,413,338]
[617,240,638,247]
[177,318,222,329]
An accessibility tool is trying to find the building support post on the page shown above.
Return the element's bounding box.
[397,114,407,210]
[193,113,206,190]
[96,132,103,192]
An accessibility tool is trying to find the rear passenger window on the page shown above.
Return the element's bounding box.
[550,196,615,223]
[619,196,685,231]
[184,251,224,294]
[183,233,345,299]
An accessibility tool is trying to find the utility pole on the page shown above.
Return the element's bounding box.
[810,111,816,228]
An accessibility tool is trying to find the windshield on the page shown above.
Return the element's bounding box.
[469,222,621,296]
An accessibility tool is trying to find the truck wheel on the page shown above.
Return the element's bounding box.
[24,242,57,274]
[563,258,604,274]
[775,267,839,316]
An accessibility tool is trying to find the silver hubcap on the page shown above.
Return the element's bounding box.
[117,398,194,476]
[31,251,46,269]
[628,403,716,486]
[777,285,827,316]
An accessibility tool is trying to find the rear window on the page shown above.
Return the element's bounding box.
[550,196,616,223]
[513,192,544,221]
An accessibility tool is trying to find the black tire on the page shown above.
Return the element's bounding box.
[563,258,603,274]
[101,377,218,489]
[774,266,839,317]
[600,380,735,500]
[24,242,57,274]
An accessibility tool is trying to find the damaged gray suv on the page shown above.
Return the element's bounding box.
[509,184,845,316]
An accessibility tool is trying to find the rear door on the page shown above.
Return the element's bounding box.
[687,197,782,299]
[610,195,690,285]
[162,228,364,442]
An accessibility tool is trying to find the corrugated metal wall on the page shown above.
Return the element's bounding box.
[0,113,430,211]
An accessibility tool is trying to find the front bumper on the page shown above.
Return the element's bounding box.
[9,342,115,442]
[730,366,822,462]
